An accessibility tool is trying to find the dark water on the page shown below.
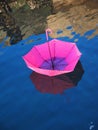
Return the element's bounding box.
[0,30,98,130]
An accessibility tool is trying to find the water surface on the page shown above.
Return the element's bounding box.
[0,31,98,130]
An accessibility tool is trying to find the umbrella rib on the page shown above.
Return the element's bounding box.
[47,41,54,69]
[34,46,50,65]
[46,40,56,70]
[53,40,56,61]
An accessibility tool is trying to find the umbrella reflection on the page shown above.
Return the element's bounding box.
[30,61,84,94]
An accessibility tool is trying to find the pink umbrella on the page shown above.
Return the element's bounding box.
[23,29,82,76]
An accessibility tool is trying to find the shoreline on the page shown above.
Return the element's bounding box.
[0,0,98,45]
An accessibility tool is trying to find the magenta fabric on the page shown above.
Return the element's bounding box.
[22,39,82,76]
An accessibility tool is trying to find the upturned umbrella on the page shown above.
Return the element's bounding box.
[30,61,84,94]
[23,29,82,76]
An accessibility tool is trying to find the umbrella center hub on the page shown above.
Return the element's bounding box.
[40,57,68,70]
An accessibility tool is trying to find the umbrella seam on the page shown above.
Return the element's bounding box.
[34,46,50,65]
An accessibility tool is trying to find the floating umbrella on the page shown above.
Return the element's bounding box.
[23,29,82,76]
[30,61,84,94]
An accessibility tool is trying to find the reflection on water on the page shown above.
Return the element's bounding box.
[0,0,98,46]
[30,61,84,94]
[7,26,23,45]
[0,1,24,45]
[0,0,54,46]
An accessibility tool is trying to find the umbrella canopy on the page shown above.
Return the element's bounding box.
[23,29,82,76]
[30,61,84,94]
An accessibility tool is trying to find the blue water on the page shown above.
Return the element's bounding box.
[0,30,98,130]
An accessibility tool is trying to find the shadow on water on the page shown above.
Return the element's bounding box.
[30,61,84,94]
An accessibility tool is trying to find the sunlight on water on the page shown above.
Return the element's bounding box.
[89,122,95,130]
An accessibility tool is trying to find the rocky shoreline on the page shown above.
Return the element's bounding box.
[0,0,98,45]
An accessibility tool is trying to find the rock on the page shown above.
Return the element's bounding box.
[52,0,87,12]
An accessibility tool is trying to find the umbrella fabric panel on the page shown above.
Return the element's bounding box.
[49,39,75,58]
[35,41,55,60]
[30,66,71,76]
[23,47,45,67]
[64,56,81,72]
[65,45,82,64]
